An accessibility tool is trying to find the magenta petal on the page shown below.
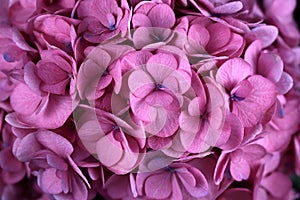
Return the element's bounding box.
[261,172,292,198]
[10,84,43,116]
[0,148,23,172]
[24,62,42,95]
[244,40,262,69]
[180,167,209,197]
[206,23,231,52]
[132,13,152,28]
[216,58,252,90]
[20,94,74,129]
[36,130,74,158]
[232,75,276,127]
[294,137,300,176]
[188,24,210,49]
[213,153,229,185]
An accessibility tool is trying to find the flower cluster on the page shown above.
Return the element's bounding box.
[0,0,300,200]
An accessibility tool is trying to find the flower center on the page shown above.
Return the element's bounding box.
[155,83,165,90]
[112,125,119,130]
[109,23,116,31]
[165,166,175,173]
[230,94,245,101]
[3,53,13,62]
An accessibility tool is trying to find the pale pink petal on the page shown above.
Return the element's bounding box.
[214,1,243,14]
[230,158,250,181]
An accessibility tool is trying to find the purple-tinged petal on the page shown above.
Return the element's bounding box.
[13,133,41,162]
[247,25,278,48]
[275,72,293,94]
[230,157,250,181]
[39,168,63,194]
[258,52,283,83]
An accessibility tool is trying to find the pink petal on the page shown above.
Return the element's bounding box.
[188,24,210,50]
[258,52,283,82]
[24,62,42,96]
[230,158,250,181]
[216,58,252,90]
[10,83,43,116]
[105,175,131,199]
[248,25,278,48]
[39,168,63,194]
[244,40,262,71]
[46,154,68,171]
[275,72,293,94]
[96,134,123,168]
[13,133,41,162]
[242,144,266,161]
[213,153,229,185]
[36,130,74,158]
[261,172,292,198]
[206,23,231,53]
[144,172,172,199]
[147,4,175,28]
[19,94,74,129]
[232,75,277,127]
[214,1,243,14]
[218,113,243,151]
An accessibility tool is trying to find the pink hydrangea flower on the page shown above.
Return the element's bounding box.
[127,50,192,149]
[77,0,130,43]
[175,16,245,61]
[135,160,209,199]
[78,108,146,175]
[32,14,79,53]
[13,130,90,200]
[0,27,35,101]
[216,58,277,127]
